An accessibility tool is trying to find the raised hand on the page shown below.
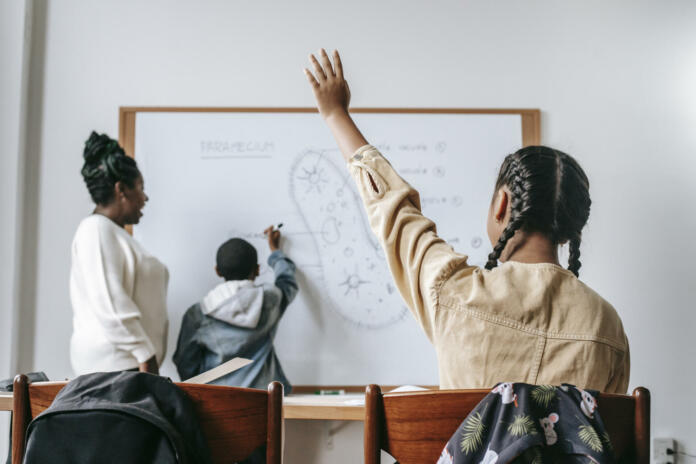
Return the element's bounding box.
[303,49,368,161]
[304,49,351,121]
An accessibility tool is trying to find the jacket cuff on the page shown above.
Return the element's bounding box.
[131,342,156,363]
[267,249,286,265]
[351,144,376,160]
[348,144,406,201]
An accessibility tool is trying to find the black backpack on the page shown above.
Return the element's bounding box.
[23,371,212,464]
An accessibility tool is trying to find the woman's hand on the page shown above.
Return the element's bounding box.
[304,49,351,121]
[304,49,368,161]
[139,355,159,375]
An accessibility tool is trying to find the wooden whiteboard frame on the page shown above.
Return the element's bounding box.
[117,107,541,394]
[118,107,540,158]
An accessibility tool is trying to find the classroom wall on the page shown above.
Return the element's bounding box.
[8,0,696,462]
[0,0,33,459]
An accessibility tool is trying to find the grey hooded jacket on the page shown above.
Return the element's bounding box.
[173,250,298,393]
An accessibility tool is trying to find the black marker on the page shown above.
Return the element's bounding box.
[265,223,283,235]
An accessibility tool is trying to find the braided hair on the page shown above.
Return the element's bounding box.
[81,131,140,205]
[484,146,591,277]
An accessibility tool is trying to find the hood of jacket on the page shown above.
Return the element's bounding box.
[200,280,264,328]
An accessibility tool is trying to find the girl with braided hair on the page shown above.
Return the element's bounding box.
[304,50,629,393]
[70,132,168,375]
[484,146,590,278]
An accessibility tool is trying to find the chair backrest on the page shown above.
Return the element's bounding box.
[12,374,283,464]
[364,384,650,464]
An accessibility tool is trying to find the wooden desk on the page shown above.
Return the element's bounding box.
[2,385,436,420]
[0,391,365,420]
[0,392,11,411]
[284,394,364,421]
[282,385,432,420]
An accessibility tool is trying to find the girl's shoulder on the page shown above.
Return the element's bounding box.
[496,261,614,303]
[496,262,626,342]
[475,261,621,319]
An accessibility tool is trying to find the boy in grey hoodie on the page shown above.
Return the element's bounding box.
[174,225,298,393]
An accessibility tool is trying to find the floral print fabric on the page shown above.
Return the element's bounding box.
[437,383,616,464]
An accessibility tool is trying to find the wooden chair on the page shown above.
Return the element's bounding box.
[364,384,650,464]
[12,374,283,464]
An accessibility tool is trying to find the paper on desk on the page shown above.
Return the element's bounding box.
[184,357,252,384]
[388,385,430,393]
[344,398,365,405]
[344,385,431,405]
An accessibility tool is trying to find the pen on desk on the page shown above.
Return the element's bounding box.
[314,389,346,395]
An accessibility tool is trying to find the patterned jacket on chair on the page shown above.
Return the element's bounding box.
[437,383,615,464]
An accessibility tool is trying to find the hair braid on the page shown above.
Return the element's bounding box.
[556,151,590,277]
[567,235,582,277]
[485,158,529,271]
[485,218,522,270]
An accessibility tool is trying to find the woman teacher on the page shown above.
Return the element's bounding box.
[70,132,168,375]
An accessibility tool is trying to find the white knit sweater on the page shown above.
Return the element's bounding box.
[69,214,169,374]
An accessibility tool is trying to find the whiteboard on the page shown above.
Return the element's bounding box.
[129,109,534,385]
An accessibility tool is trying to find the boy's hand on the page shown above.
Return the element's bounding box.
[264,225,281,251]
[304,49,351,121]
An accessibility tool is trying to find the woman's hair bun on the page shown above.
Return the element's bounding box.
[81,131,139,205]
[83,131,124,165]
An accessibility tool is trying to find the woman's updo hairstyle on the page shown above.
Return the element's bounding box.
[81,131,140,205]
[484,146,591,277]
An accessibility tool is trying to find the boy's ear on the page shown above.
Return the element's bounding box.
[215,266,223,278]
[255,264,260,278]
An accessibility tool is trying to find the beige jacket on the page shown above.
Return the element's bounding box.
[348,145,629,393]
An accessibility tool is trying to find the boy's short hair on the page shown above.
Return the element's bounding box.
[216,238,258,281]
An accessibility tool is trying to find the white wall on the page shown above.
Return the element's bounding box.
[0,0,33,459]
[10,0,696,462]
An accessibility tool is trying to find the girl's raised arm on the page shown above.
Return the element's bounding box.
[303,50,473,338]
[304,49,368,161]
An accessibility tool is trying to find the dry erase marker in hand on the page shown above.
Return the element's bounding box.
[265,223,283,234]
